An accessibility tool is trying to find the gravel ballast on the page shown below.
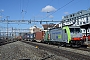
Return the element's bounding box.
[0,41,69,60]
[29,41,90,56]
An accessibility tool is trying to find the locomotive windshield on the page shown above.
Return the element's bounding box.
[70,28,81,33]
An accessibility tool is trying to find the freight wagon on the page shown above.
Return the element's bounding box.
[44,31,50,41]
[22,33,35,41]
[30,33,35,41]
[44,26,84,47]
[34,31,45,42]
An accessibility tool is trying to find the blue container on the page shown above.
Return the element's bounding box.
[29,33,35,41]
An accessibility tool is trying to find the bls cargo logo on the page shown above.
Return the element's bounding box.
[56,35,61,39]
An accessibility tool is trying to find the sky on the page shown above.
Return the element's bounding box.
[0,0,90,30]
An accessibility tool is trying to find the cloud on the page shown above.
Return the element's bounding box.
[0,16,2,18]
[64,12,69,15]
[41,5,57,13]
[0,9,4,12]
[49,15,54,19]
[36,15,44,18]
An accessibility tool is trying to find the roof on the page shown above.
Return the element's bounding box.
[42,24,59,30]
[80,23,90,29]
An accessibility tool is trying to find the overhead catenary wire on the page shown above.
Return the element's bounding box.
[26,0,29,12]
[47,0,53,5]
[20,0,29,13]
[30,0,54,26]
[20,0,54,21]
[18,0,74,24]
[41,0,74,20]
[20,0,29,20]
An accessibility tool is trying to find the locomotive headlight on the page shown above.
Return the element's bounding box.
[80,37,82,40]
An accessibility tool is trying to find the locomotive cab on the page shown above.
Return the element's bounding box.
[69,26,84,47]
[63,26,84,47]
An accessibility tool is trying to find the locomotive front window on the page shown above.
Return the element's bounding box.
[70,28,74,33]
[70,28,81,33]
[75,28,81,33]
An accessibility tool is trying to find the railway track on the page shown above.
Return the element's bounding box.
[22,41,90,60]
[0,39,17,46]
[72,46,90,52]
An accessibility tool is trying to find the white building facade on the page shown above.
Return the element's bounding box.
[61,8,90,34]
[29,26,43,33]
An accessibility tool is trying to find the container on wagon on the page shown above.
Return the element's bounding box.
[35,31,45,42]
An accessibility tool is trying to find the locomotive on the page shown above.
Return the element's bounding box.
[44,26,84,47]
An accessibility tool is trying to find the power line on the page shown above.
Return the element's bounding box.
[41,0,74,20]
[47,0,53,5]
[20,0,28,20]
[26,0,29,12]
[31,0,54,20]
[0,20,60,24]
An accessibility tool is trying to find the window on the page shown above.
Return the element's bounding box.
[73,17,76,20]
[83,22,85,24]
[82,15,84,18]
[73,14,74,16]
[66,16,68,18]
[85,14,87,16]
[66,19,68,22]
[89,13,90,16]
[70,28,74,33]
[67,19,69,22]
[80,30,82,33]
[86,17,88,23]
[77,17,79,19]
[70,15,72,17]
[77,19,79,25]
[88,29,89,32]
[75,28,81,33]
[70,19,71,21]
[65,16,68,18]
[79,16,81,18]
[65,29,66,33]
[83,30,85,32]
[80,22,82,25]
[70,28,81,33]
[80,12,82,14]
[72,18,73,20]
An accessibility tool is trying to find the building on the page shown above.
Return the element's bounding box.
[30,25,43,33]
[61,8,90,34]
[42,23,60,30]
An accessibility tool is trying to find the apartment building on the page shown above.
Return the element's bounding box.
[61,8,90,34]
